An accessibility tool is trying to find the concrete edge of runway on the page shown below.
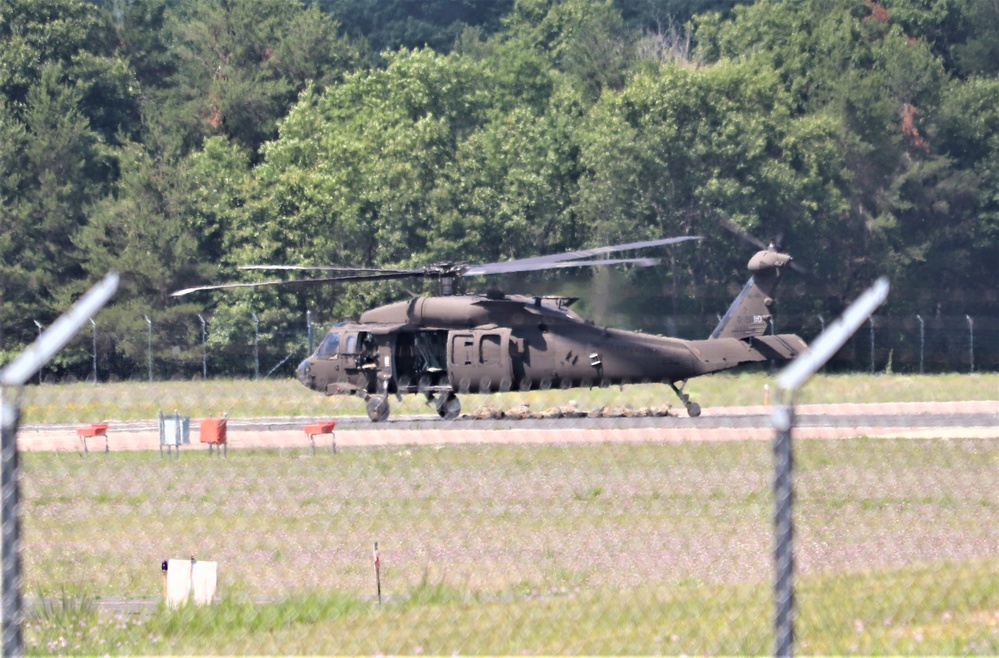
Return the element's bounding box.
[15,417,999,453]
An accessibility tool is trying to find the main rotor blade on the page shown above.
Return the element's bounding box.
[719,218,812,277]
[719,218,769,250]
[467,235,701,276]
[239,265,397,273]
[463,257,659,276]
[171,270,425,297]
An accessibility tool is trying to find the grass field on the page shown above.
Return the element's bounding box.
[17,371,999,423]
[20,436,999,655]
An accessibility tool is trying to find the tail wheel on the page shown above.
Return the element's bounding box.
[366,395,390,422]
[686,402,701,418]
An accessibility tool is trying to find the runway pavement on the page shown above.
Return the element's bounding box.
[14,400,998,453]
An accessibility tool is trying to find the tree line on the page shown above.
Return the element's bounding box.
[1,0,996,377]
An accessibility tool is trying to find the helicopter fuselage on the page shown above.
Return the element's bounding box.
[296,289,806,420]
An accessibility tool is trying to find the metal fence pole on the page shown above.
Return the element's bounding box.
[0,272,119,658]
[307,310,313,355]
[90,318,97,383]
[198,314,207,379]
[966,315,974,373]
[916,314,924,374]
[0,388,24,657]
[772,401,795,657]
[144,315,153,382]
[773,277,889,658]
[252,312,260,380]
[868,316,876,374]
[31,322,41,385]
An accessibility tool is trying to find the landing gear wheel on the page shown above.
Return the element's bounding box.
[366,395,390,422]
[669,380,701,418]
[437,394,461,420]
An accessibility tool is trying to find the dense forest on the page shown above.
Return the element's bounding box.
[1,0,997,377]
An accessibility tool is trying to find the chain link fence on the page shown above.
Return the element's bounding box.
[3,305,997,655]
[20,312,999,384]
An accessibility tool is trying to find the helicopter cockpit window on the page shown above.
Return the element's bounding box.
[316,332,340,358]
[344,334,357,354]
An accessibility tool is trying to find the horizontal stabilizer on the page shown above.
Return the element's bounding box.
[687,333,807,375]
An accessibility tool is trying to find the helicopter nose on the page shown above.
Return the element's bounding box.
[296,359,312,387]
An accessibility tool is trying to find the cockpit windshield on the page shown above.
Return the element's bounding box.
[316,332,340,358]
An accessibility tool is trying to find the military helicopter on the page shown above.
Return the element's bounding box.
[173,236,807,421]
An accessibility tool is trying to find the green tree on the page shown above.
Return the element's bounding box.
[692,0,982,313]
[0,0,139,142]
[503,0,634,100]
[74,142,222,377]
[574,60,848,313]
[151,0,363,158]
[0,0,140,362]
[320,0,515,60]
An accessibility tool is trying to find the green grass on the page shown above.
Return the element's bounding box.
[24,561,997,655]
[19,437,999,654]
[18,371,999,423]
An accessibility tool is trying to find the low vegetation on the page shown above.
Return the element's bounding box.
[18,371,998,423]
[20,436,998,654]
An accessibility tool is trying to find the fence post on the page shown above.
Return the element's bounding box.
[198,314,207,379]
[0,272,119,658]
[31,322,42,385]
[252,312,260,380]
[307,310,313,355]
[966,315,974,373]
[90,318,97,383]
[0,389,24,656]
[916,315,924,374]
[868,316,876,374]
[144,315,153,382]
[773,277,889,658]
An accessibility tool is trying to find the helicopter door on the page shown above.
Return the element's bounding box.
[448,330,511,393]
[341,331,380,393]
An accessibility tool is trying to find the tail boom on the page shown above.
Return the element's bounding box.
[687,334,808,376]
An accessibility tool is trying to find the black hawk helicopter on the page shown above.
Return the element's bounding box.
[173,236,807,421]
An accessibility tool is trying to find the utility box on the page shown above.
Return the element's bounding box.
[159,411,190,458]
[165,559,217,609]
[200,416,228,457]
[199,417,227,444]
[160,412,190,446]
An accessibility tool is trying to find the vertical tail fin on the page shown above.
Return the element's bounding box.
[711,247,792,340]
